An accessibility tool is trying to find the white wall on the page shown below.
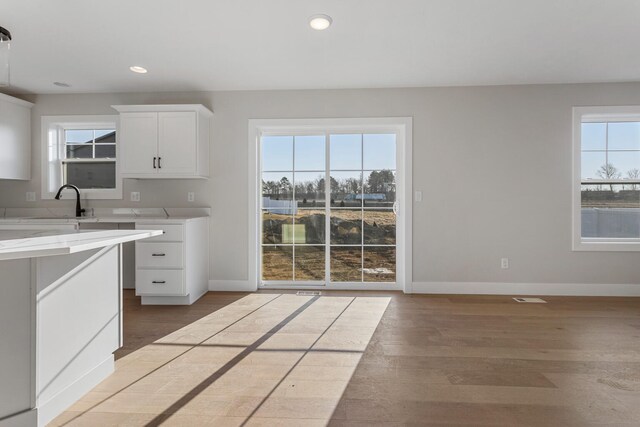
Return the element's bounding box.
[1,83,639,291]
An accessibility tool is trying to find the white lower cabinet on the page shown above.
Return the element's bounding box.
[136,242,184,269]
[135,217,209,305]
[135,269,185,296]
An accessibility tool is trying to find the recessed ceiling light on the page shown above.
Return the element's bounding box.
[53,81,70,87]
[309,14,332,30]
[129,66,147,74]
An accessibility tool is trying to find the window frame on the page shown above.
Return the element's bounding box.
[248,117,413,292]
[572,106,640,251]
[41,115,122,200]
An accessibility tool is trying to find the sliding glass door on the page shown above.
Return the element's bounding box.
[260,131,397,287]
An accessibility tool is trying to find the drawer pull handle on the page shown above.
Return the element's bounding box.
[152,280,166,284]
[152,253,166,257]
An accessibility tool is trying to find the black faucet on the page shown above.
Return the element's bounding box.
[54,184,85,217]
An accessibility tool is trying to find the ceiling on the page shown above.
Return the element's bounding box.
[3,0,640,94]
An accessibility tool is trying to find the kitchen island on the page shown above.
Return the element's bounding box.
[0,229,162,427]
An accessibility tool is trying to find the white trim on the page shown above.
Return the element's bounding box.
[36,355,114,427]
[572,106,640,252]
[41,115,122,200]
[112,104,213,117]
[412,281,640,297]
[248,117,413,293]
[260,282,399,291]
[209,280,256,292]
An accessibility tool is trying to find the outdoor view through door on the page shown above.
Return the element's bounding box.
[261,133,397,286]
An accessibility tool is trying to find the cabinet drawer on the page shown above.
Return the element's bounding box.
[136,269,185,296]
[136,224,184,242]
[136,243,184,268]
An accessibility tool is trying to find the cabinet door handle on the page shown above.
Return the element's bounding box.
[152,280,166,284]
[153,157,157,169]
[158,157,162,169]
[151,253,166,257]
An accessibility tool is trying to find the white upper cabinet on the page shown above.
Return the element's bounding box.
[112,104,212,179]
[158,112,197,174]
[119,112,158,175]
[0,93,33,180]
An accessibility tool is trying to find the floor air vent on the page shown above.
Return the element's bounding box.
[513,297,547,303]
[297,291,322,296]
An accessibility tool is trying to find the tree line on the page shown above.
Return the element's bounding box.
[262,170,395,200]
[585,163,640,191]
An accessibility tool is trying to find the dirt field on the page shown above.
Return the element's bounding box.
[261,208,396,282]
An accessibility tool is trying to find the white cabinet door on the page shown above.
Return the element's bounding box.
[157,112,197,175]
[120,112,158,175]
[0,95,32,180]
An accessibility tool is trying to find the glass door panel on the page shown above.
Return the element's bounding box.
[260,132,397,286]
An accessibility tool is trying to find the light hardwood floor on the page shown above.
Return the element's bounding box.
[50,291,640,426]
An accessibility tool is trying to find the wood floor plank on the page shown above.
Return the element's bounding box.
[49,290,640,426]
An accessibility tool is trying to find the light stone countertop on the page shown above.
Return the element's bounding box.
[0,229,162,261]
[0,207,211,223]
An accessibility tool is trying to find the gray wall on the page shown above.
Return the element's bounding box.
[1,83,639,287]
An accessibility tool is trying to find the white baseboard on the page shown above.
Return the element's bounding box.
[37,355,114,426]
[411,281,640,297]
[209,280,257,292]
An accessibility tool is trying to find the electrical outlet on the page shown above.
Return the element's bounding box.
[501,258,509,269]
[130,191,140,202]
[415,191,423,202]
[187,192,195,202]
[26,192,36,202]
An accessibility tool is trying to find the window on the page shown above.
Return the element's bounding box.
[261,133,397,285]
[249,117,413,292]
[63,129,116,189]
[573,107,640,251]
[42,115,121,199]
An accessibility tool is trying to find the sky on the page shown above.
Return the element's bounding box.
[581,122,640,179]
[262,133,396,173]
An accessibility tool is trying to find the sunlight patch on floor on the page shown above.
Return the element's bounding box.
[49,293,390,426]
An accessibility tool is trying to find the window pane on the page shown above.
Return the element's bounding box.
[295,135,325,171]
[262,136,293,171]
[330,134,361,170]
[364,170,396,208]
[363,247,396,282]
[330,246,362,282]
[581,152,607,180]
[262,246,293,280]
[330,171,362,207]
[66,144,93,159]
[609,151,640,179]
[95,145,116,158]
[65,129,94,144]
[294,210,325,244]
[581,184,640,238]
[294,246,325,281]
[608,122,640,150]
[364,134,396,170]
[294,172,325,207]
[95,130,116,143]
[364,210,396,245]
[262,172,293,202]
[64,161,115,189]
[330,209,362,244]
[262,210,292,244]
[581,123,606,151]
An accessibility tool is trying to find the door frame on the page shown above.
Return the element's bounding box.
[248,117,413,293]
